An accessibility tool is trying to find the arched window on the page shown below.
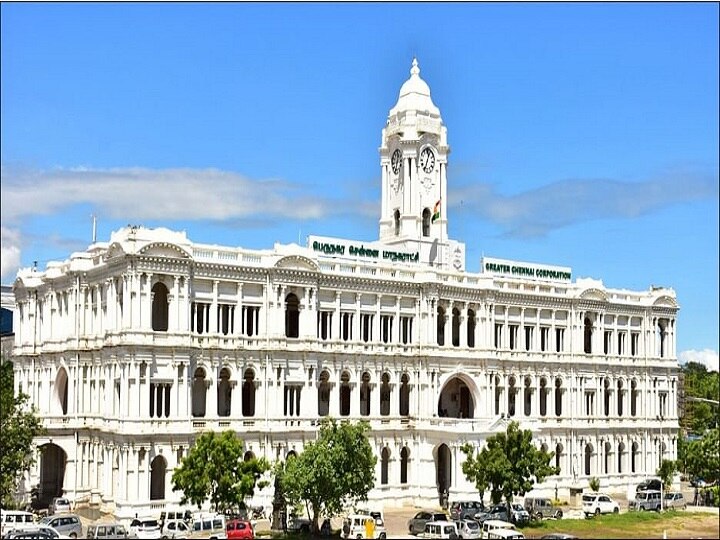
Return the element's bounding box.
[399,373,410,416]
[381,447,390,485]
[584,444,593,476]
[584,317,593,354]
[451,308,460,347]
[242,369,256,417]
[243,451,256,462]
[380,373,390,416]
[436,306,446,346]
[617,380,624,416]
[604,441,612,474]
[285,293,300,338]
[151,282,169,332]
[539,378,548,417]
[657,319,667,357]
[631,442,639,473]
[604,378,611,417]
[400,447,409,484]
[422,208,431,237]
[360,372,371,416]
[217,368,231,417]
[555,443,563,473]
[524,377,532,416]
[150,455,166,500]
[394,209,401,236]
[192,367,207,417]
[340,371,351,417]
[55,368,69,416]
[554,378,563,416]
[317,370,331,416]
[508,376,516,417]
[466,309,476,348]
[618,442,625,473]
[631,379,638,416]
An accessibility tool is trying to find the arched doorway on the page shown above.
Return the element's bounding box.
[39,444,66,506]
[217,367,232,417]
[435,444,452,508]
[192,367,207,417]
[285,293,300,338]
[317,370,330,417]
[242,368,256,417]
[437,376,474,418]
[150,455,166,500]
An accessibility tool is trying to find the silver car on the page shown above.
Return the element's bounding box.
[663,491,686,510]
[40,515,82,539]
[454,519,481,539]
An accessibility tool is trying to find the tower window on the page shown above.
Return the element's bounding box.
[422,208,431,237]
[394,209,400,236]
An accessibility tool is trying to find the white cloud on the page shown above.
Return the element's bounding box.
[0,165,369,225]
[679,349,720,372]
[1,227,22,281]
[451,166,718,237]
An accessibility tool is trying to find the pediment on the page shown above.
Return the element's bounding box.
[579,288,608,302]
[103,242,127,261]
[138,242,192,259]
[653,295,678,308]
[274,255,319,272]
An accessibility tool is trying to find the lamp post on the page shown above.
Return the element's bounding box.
[657,413,664,511]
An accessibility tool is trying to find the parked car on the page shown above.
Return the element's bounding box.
[539,535,577,540]
[523,497,563,519]
[225,519,254,540]
[629,490,662,512]
[407,511,449,535]
[480,520,515,539]
[449,501,484,521]
[5,525,70,539]
[663,491,687,510]
[129,518,162,539]
[453,519,480,539]
[636,479,662,492]
[421,521,458,539]
[47,498,71,516]
[486,529,525,540]
[161,519,191,539]
[342,513,387,539]
[39,514,83,538]
[86,523,130,539]
[474,504,528,526]
[582,493,620,517]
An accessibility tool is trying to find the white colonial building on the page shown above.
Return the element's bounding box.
[11,59,680,519]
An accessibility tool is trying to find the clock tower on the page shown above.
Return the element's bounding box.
[379,58,465,271]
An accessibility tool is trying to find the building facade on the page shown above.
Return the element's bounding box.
[11,60,680,519]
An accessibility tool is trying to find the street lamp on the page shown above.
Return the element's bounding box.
[657,413,664,511]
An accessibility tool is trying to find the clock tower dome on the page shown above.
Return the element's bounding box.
[379,59,464,271]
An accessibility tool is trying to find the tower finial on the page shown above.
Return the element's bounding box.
[411,57,420,77]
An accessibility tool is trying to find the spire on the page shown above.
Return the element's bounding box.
[410,57,420,77]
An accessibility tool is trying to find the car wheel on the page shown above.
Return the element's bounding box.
[613,507,619,514]
[595,508,601,516]
[70,534,77,539]
[683,504,687,510]
[535,511,543,520]
[379,534,386,540]
[557,510,563,519]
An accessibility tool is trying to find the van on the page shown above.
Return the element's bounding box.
[422,520,458,539]
[523,497,563,520]
[39,514,83,538]
[629,490,662,511]
[0,510,36,537]
[86,522,130,539]
[189,513,227,539]
[481,519,515,538]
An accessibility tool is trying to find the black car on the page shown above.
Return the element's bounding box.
[636,478,662,492]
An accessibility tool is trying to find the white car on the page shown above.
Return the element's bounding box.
[582,493,620,517]
[341,513,387,539]
[129,518,162,539]
[161,519,191,539]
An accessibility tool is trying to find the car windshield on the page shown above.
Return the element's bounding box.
[465,521,479,530]
[637,493,648,500]
[142,520,159,527]
[582,495,596,503]
[433,514,447,520]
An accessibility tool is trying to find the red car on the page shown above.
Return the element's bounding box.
[226,519,254,539]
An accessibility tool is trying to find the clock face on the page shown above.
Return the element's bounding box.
[420,147,435,173]
[391,149,402,174]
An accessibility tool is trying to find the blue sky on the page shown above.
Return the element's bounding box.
[1,2,718,370]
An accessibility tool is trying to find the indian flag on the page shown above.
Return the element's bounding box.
[431,199,441,223]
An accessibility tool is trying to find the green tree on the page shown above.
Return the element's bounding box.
[686,428,720,485]
[589,477,600,492]
[171,430,269,514]
[656,459,676,491]
[278,418,376,532]
[461,421,559,520]
[0,357,45,508]
[681,362,720,435]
